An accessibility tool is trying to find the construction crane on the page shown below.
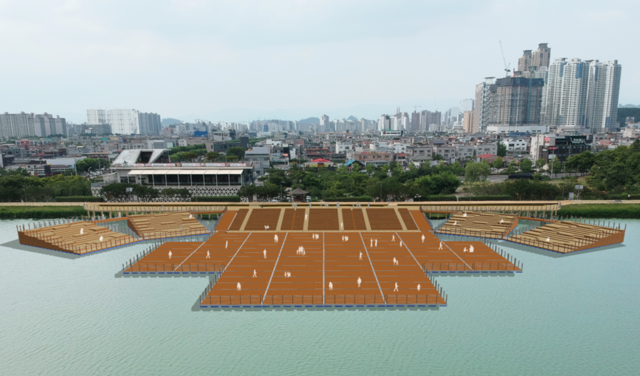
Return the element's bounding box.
[413,105,422,113]
[499,41,511,77]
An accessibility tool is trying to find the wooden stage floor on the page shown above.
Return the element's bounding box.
[124,229,521,309]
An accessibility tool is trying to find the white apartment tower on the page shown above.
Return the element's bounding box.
[541,58,621,132]
[87,109,162,135]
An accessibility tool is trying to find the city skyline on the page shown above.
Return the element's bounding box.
[0,0,637,123]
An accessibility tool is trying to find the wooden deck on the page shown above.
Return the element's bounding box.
[123,227,521,308]
[508,220,625,253]
[437,211,518,239]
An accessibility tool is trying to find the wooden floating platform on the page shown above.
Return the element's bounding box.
[18,220,139,255]
[220,207,428,233]
[437,211,518,239]
[508,220,625,254]
[128,211,209,240]
[123,223,521,309]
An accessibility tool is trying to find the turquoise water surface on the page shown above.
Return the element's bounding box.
[1,219,639,375]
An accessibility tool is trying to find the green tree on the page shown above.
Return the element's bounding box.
[205,151,220,161]
[520,159,534,173]
[464,161,491,183]
[492,157,504,169]
[497,143,507,157]
[536,159,546,170]
[226,147,245,160]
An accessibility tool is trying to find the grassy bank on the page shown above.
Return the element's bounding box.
[0,206,88,219]
[558,204,640,219]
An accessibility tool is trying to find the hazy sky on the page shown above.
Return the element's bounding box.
[1,0,637,123]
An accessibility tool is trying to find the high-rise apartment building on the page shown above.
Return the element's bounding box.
[463,111,474,133]
[0,112,67,138]
[86,109,162,135]
[473,77,544,133]
[460,99,475,112]
[138,112,162,135]
[541,58,621,132]
[419,110,441,132]
[33,113,67,137]
[473,77,497,132]
[518,43,551,77]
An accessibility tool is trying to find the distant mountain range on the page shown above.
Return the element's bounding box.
[162,118,182,126]
[297,117,319,124]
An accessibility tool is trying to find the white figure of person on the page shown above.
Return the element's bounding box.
[417,284,421,292]
[168,251,172,259]
[370,239,373,247]
[206,251,210,259]
[439,242,443,250]
[264,225,267,230]
[394,282,399,292]
[463,212,467,217]
[500,219,504,224]
[469,245,474,253]
[99,236,103,242]
[357,277,362,287]
[359,251,362,260]
[225,241,228,249]
[263,249,267,259]
[80,228,84,235]
[237,282,241,291]
[287,271,291,278]
[399,241,403,247]
[393,257,398,266]
[546,237,550,242]
[422,234,425,243]
[392,234,396,242]
[189,214,193,218]
[342,235,345,242]
[453,220,457,226]
[274,234,278,242]
[328,282,333,291]
[346,236,349,241]
[464,247,468,252]
[374,239,378,247]
[253,269,257,278]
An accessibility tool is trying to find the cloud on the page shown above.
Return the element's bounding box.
[0,0,638,122]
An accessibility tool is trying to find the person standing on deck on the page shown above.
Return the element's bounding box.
[237,282,241,291]
[439,242,443,250]
[168,251,172,259]
[394,282,399,292]
[253,269,257,278]
[370,239,373,247]
[357,277,362,287]
[206,251,210,259]
[263,249,267,259]
[417,284,421,292]
[274,234,278,242]
[359,251,362,260]
[225,241,228,249]
[375,239,378,247]
[328,282,333,291]
[392,234,395,242]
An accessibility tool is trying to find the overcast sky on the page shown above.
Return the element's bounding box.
[0,0,637,123]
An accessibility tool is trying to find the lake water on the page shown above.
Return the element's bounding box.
[1,218,639,375]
